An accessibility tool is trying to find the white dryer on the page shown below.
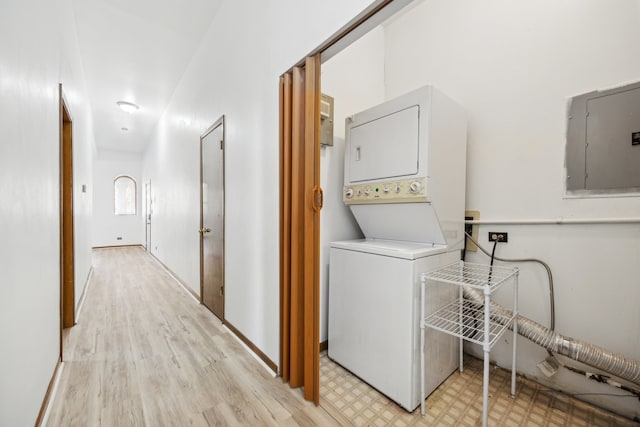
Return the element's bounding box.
[328,86,467,411]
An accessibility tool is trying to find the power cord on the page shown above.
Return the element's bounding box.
[464,231,555,331]
[490,240,498,267]
[487,240,498,285]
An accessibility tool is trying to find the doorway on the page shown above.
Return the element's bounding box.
[144,181,152,252]
[279,0,415,404]
[60,85,75,334]
[200,116,225,321]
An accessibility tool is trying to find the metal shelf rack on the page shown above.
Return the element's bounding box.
[419,261,519,427]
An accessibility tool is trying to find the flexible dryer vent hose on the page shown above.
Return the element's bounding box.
[463,287,640,387]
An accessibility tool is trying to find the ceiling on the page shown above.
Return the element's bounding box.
[72,0,223,153]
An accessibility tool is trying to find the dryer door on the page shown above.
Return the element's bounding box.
[347,105,420,183]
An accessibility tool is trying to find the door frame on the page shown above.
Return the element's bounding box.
[144,181,152,252]
[279,0,412,403]
[59,84,75,348]
[199,115,226,320]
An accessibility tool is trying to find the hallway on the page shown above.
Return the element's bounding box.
[45,247,339,426]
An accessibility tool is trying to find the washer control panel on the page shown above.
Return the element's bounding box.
[343,177,428,205]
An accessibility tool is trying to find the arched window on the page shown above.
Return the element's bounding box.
[114,175,137,215]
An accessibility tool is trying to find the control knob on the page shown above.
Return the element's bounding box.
[394,185,401,193]
[345,188,354,198]
[409,181,422,194]
[383,186,390,193]
[364,189,370,196]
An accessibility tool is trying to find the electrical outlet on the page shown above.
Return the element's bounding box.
[488,232,508,242]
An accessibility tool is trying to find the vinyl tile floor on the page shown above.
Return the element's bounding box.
[320,352,639,426]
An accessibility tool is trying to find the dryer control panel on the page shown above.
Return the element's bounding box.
[343,177,428,205]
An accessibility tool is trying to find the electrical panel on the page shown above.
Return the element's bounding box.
[566,81,640,194]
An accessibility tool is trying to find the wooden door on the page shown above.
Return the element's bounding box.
[280,55,322,403]
[60,85,75,330]
[200,117,225,320]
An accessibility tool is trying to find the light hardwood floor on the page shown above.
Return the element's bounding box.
[46,247,340,426]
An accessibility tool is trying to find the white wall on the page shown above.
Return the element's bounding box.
[142,0,379,364]
[319,26,386,342]
[93,149,143,247]
[0,0,95,424]
[62,0,95,307]
[384,0,640,418]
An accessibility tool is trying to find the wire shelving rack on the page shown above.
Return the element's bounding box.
[419,261,519,427]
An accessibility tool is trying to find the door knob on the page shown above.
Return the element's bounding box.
[199,227,212,234]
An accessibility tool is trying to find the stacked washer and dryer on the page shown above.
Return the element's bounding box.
[328,86,467,411]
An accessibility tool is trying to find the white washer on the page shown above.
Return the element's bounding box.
[328,239,459,411]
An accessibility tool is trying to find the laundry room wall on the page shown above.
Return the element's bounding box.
[93,149,143,247]
[142,0,380,364]
[0,0,95,424]
[319,26,385,343]
[383,0,640,418]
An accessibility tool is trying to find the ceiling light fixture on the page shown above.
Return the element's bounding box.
[116,100,139,113]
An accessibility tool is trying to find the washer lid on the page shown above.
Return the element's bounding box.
[349,202,446,245]
[330,238,448,260]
